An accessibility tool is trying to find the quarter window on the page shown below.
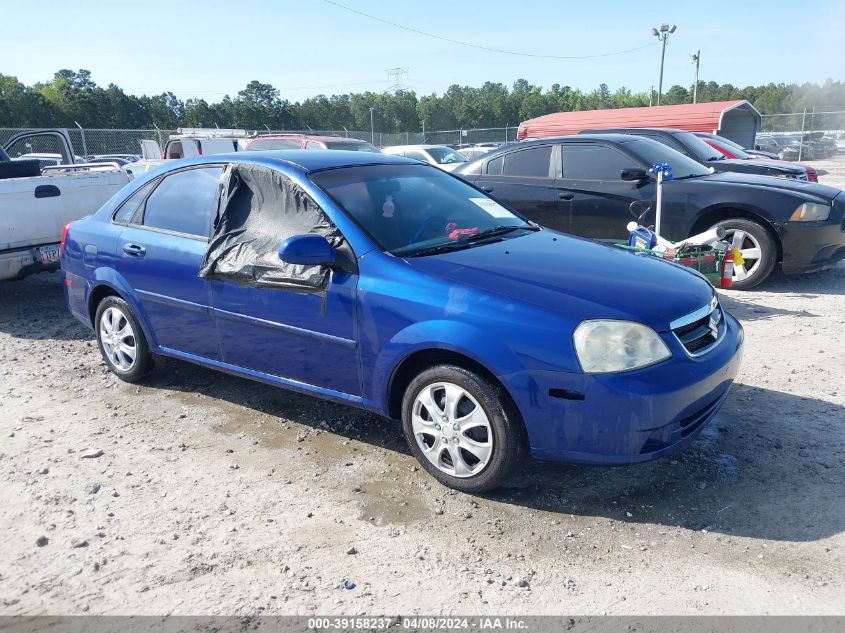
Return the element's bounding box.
[501,146,552,178]
[141,167,223,237]
[113,181,156,224]
[562,145,636,180]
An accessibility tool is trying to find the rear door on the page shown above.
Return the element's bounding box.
[470,145,562,230]
[559,143,650,241]
[115,165,223,359]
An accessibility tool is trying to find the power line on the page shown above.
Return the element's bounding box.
[322,0,657,59]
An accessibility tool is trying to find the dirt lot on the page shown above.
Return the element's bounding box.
[1,175,844,615]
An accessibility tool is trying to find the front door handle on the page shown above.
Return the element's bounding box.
[558,192,575,200]
[122,243,146,258]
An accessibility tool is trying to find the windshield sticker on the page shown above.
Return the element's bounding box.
[469,198,513,218]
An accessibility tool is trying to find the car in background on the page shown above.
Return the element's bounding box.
[241,134,380,153]
[11,152,86,168]
[61,150,742,492]
[694,133,818,182]
[1,129,130,281]
[458,146,495,161]
[455,134,845,289]
[381,144,468,172]
[88,153,141,163]
[693,133,779,160]
[753,136,782,156]
[580,128,811,181]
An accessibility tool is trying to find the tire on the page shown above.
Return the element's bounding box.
[711,218,777,290]
[401,365,524,493]
[94,296,155,382]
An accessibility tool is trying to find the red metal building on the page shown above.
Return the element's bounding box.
[517,100,762,148]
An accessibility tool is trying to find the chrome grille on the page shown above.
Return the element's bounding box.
[671,297,724,357]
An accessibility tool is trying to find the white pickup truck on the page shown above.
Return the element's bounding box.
[0,130,130,281]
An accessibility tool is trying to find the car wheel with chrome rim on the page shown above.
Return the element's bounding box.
[711,218,777,290]
[95,295,155,382]
[401,365,524,493]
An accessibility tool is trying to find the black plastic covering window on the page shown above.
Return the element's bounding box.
[198,164,342,292]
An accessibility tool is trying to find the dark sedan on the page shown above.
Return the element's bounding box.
[455,134,845,289]
[580,127,809,181]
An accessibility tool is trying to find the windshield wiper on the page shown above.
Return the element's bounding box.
[464,224,540,242]
[405,224,538,257]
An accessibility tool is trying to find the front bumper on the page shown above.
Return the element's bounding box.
[507,311,743,465]
[779,199,845,274]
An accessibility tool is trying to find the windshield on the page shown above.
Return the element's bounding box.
[708,137,752,159]
[426,147,468,165]
[671,131,725,162]
[324,141,381,152]
[624,139,711,179]
[248,138,301,150]
[309,164,531,256]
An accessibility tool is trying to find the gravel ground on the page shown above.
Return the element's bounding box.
[1,172,844,615]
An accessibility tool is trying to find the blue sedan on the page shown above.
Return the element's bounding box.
[61,151,743,492]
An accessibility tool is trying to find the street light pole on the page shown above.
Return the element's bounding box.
[369,107,375,144]
[691,50,700,104]
[651,24,677,106]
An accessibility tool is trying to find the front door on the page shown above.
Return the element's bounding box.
[115,165,223,359]
[209,167,361,397]
[559,143,652,241]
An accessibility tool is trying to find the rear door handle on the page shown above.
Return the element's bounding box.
[480,186,494,193]
[558,192,575,200]
[122,243,146,257]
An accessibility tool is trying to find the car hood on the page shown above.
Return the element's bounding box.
[697,170,840,202]
[402,230,714,332]
[710,157,804,176]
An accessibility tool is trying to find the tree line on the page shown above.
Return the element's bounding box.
[2,69,844,132]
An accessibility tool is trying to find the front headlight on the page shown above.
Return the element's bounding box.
[573,320,671,373]
[790,202,830,222]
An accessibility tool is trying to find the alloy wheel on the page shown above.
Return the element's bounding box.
[411,382,493,478]
[99,306,137,372]
[724,228,763,283]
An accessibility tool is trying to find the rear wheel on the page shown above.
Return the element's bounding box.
[95,296,154,382]
[401,365,523,493]
[711,218,777,290]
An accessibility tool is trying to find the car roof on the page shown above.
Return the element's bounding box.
[384,144,453,150]
[163,149,418,174]
[508,133,643,146]
[251,134,371,143]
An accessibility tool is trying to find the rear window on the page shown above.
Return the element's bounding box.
[247,138,301,150]
[502,146,552,178]
[323,141,381,152]
[141,167,223,237]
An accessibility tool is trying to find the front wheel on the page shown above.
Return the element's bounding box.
[401,365,524,493]
[711,218,777,290]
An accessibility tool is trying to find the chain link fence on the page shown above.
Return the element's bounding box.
[760,110,845,134]
[2,115,842,159]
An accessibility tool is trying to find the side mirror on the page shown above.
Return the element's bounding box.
[278,234,337,266]
[621,168,649,182]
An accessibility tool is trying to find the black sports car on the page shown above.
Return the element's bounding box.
[579,128,809,181]
[455,134,845,289]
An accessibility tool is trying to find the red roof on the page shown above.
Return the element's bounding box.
[517,100,759,139]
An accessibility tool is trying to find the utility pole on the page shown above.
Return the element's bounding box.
[651,24,677,106]
[649,86,654,107]
[690,50,700,104]
[369,107,375,144]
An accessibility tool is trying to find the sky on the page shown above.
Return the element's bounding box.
[4,0,844,102]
